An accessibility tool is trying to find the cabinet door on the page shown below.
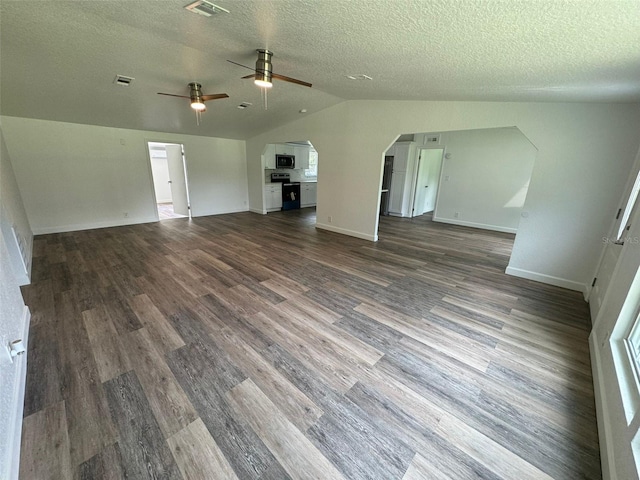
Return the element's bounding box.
[294,146,310,170]
[389,171,406,215]
[301,183,317,207]
[265,185,282,210]
[264,144,276,169]
[307,183,317,205]
[272,185,282,209]
[275,144,295,156]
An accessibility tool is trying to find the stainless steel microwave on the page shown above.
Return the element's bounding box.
[276,154,295,169]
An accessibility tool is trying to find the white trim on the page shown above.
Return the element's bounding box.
[316,222,378,242]
[505,266,585,292]
[249,208,267,215]
[5,306,30,480]
[590,331,617,480]
[32,217,158,235]
[191,207,249,218]
[433,216,518,234]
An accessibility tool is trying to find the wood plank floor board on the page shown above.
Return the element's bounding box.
[20,401,72,480]
[123,328,198,438]
[76,442,125,480]
[128,293,186,354]
[227,378,346,480]
[167,344,276,480]
[167,418,240,480]
[20,210,601,479]
[212,328,324,432]
[103,371,182,479]
[22,317,63,416]
[347,381,501,480]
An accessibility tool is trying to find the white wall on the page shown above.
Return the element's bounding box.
[429,127,537,233]
[1,116,248,234]
[150,155,172,204]
[0,125,31,479]
[246,100,640,292]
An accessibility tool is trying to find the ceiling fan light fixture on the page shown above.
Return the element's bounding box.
[190,100,206,111]
[188,82,207,110]
[254,49,273,88]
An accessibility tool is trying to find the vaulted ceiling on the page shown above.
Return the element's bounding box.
[1,0,639,139]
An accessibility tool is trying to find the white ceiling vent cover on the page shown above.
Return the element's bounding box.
[114,75,134,86]
[184,1,229,17]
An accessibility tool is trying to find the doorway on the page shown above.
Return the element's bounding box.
[412,148,444,218]
[147,142,191,220]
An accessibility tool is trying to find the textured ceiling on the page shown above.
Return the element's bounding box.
[1,0,639,139]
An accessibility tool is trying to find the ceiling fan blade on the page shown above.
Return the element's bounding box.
[241,74,255,79]
[227,59,257,72]
[272,73,312,88]
[157,92,190,98]
[201,93,229,101]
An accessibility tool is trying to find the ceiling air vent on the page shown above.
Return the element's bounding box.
[237,102,252,109]
[114,75,135,86]
[184,1,229,17]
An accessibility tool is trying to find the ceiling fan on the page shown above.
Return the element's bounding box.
[227,49,312,109]
[157,82,228,124]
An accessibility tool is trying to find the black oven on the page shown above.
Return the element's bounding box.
[276,154,295,169]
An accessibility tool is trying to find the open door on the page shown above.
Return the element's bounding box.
[165,144,190,217]
[413,148,444,217]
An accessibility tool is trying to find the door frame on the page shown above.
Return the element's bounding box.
[408,147,445,219]
[144,139,192,221]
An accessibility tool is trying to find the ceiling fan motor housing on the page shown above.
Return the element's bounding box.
[255,49,273,86]
[188,82,206,110]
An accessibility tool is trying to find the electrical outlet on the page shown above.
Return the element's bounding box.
[454,212,459,218]
[328,216,333,223]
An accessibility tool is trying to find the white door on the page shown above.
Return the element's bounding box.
[165,145,190,216]
[413,148,443,216]
[423,149,444,213]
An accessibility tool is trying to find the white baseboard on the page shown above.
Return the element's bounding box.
[433,216,517,234]
[505,266,585,292]
[590,331,616,480]
[316,222,378,242]
[249,208,267,215]
[32,217,158,235]
[5,306,30,480]
[193,206,250,217]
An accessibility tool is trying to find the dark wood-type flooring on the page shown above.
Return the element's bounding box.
[20,209,600,479]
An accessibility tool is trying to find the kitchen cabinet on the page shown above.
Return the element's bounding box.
[294,145,310,170]
[300,182,317,207]
[275,144,295,156]
[264,144,276,169]
[264,183,282,211]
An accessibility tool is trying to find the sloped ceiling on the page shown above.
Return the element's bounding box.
[1,0,639,140]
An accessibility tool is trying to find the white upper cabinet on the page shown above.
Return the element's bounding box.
[294,145,310,170]
[264,144,276,169]
[275,144,295,156]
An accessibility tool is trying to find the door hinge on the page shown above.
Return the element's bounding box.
[616,208,622,220]
[592,277,597,287]
[187,206,191,209]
